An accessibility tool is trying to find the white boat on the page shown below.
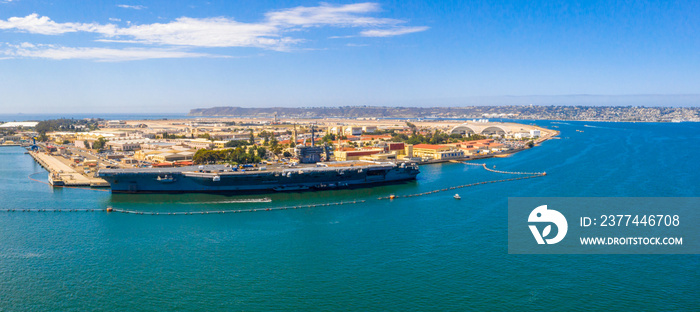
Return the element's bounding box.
[454,194,461,200]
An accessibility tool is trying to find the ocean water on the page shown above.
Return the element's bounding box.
[0,121,698,311]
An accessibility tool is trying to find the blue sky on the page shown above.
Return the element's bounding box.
[0,0,698,113]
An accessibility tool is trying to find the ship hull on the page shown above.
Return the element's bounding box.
[98,163,419,194]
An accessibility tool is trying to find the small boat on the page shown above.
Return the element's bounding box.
[454,194,461,200]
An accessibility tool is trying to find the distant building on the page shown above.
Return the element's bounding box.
[141,142,176,150]
[104,120,128,128]
[327,126,343,135]
[412,144,465,160]
[333,148,382,161]
[106,141,141,151]
[3,135,21,142]
[514,132,530,139]
[360,153,396,161]
[344,126,362,136]
[122,158,139,165]
[362,126,378,133]
[213,140,229,148]
[135,149,196,163]
[150,152,188,163]
[0,122,39,129]
[386,142,405,154]
[183,139,213,150]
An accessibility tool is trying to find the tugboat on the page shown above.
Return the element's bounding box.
[454,194,461,200]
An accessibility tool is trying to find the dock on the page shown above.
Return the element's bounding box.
[29,151,109,187]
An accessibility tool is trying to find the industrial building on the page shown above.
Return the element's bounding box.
[412,144,465,160]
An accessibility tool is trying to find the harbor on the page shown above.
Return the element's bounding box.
[3,113,560,193]
[1,120,697,311]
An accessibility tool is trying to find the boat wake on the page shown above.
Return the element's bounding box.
[583,124,619,130]
[179,198,272,205]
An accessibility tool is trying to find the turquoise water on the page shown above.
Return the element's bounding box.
[1,121,698,311]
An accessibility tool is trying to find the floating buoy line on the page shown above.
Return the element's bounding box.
[11,161,546,214]
[461,162,546,176]
[378,161,546,200]
[0,200,366,215]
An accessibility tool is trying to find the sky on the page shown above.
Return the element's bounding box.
[0,0,698,113]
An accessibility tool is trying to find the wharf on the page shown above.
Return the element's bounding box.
[29,151,109,187]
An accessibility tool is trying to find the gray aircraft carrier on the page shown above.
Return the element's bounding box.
[98,160,419,193]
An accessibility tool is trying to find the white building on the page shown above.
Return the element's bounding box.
[105,120,128,128]
[514,132,531,139]
[0,122,39,129]
[106,140,142,151]
[328,126,343,135]
[362,126,378,133]
[344,126,362,136]
[183,139,213,150]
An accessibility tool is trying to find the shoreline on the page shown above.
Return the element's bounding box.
[417,130,558,166]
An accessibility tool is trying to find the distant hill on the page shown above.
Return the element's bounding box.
[188,106,483,118]
[188,105,700,122]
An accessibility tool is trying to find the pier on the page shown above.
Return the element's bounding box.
[29,151,109,187]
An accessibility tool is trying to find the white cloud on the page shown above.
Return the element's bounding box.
[266,2,400,27]
[109,18,122,22]
[360,26,429,37]
[112,17,293,49]
[117,4,146,10]
[1,43,221,61]
[328,35,356,39]
[0,3,428,60]
[0,13,117,35]
[94,39,144,44]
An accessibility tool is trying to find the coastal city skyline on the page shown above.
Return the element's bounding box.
[1,0,699,113]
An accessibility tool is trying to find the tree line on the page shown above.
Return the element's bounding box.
[193,146,268,165]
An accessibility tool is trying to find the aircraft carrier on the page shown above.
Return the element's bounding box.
[98,161,419,194]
